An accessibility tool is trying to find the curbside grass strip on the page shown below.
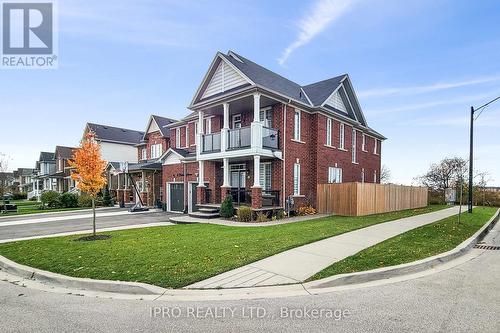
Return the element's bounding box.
[304,208,500,290]
[0,254,166,295]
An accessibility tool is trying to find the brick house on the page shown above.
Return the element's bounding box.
[52,146,78,193]
[161,51,385,215]
[108,115,176,207]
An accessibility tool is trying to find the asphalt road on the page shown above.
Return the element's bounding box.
[0,208,176,240]
[1,223,499,332]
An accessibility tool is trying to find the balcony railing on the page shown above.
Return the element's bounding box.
[200,126,280,153]
[202,132,221,153]
[262,127,279,149]
[228,126,251,150]
[262,190,280,207]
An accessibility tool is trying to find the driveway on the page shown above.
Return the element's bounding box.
[0,209,177,241]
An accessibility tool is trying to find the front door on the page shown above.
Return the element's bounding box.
[230,169,246,205]
[169,183,184,212]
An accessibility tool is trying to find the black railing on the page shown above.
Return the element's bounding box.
[227,188,251,206]
[202,133,221,153]
[262,190,280,207]
[227,126,251,150]
[262,127,279,149]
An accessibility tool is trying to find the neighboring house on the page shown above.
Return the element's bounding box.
[485,186,500,193]
[14,168,35,194]
[0,172,15,197]
[84,123,144,163]
[161,51,385,214]
[30,151,56,199]
[108,115,177,207]
[51,146,77,193]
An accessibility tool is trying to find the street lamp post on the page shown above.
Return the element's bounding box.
[468,106,474,214]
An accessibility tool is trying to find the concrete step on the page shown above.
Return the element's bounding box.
[169,215,201,224]
[188,212,220,219]
[198,207,220,214]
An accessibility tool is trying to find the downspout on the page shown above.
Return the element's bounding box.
[282,100,290,208]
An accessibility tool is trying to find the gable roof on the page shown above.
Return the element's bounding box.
[190,50,383,139]
[302,75,346,106]
[39,151,55,162]
[86,123,144,145]
[142,115,177,140]
[55,146,76,160]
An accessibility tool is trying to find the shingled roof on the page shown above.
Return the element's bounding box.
[39,151,55,162]
[86,123,144,145]
[55,146,76,159]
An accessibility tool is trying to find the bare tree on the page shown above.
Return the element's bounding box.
[416,157,468,191]
[0,153,10,208]
[380,165,391,184]
[474,170,492,206]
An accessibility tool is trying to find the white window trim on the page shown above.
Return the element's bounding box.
[373,138,379,155]
[293,109,301,142]
[328,166,343,184]
[204,117,212,134]
[141,148,147,161]
[232,114,241,129]
[185,125,189,147]
[339,123,345,150]
[293,163,301,196]
[326,118,333,147]
[175,128,181,148]
[259,162,272,190]
[352,129,358,164]
[362,134,367,152]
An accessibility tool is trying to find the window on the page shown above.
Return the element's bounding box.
[58,158,63,172]
[362,134,366,152]
[150,144,162,159]
[205,117,212,134]
[185,125,189,147]
[141,148,147,160]
[374,170,377,183]
[328,167,342,183]
[259,163,272,190]
[293,163,301,195]
[232,114,241,129]
[260,108,273,127]
[373,139,378,154]
[339,123,345,149]
[175,128,181,148]
[361,168,365,183]
[293,110,301,141]
[352,129,357,163]
[326,118,332,146]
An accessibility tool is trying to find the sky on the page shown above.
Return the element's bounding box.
[1,0,499,185]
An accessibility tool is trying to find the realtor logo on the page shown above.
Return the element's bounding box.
[1,1,57,68]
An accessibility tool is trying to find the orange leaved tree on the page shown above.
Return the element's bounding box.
[70,131,107,237]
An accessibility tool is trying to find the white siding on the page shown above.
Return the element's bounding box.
[325,89,347,113]
[99,142,138,163]
[201,61,248,99]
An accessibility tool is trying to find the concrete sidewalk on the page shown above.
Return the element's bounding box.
[187,206,463,289]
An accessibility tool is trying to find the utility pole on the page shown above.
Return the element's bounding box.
[468,106,474,213]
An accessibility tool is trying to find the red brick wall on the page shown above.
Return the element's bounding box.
[137,131,170,161]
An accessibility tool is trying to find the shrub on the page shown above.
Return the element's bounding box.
[40,191,61,208]
[59,192,79,208]
[220,195,235,218]
[29,196,38,201]
[236,206,252,222]
[296,205,317,216]
[274,209,285,220]
[12,192,27,200]
[255,212,269,222]
[102,186,112,207]
[78,193,93,208]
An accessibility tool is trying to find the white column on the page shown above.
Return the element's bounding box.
[253,155,261,188]
[222,158,230,187]
[141,171,146,192]
[197,160,205,187]
[221,103,229,152]
[251,92,263,149]
[253,93,261,122]
[196,110,204,156]
[117,173,122,189]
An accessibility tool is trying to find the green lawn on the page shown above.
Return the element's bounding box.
[0,205,448,288]
[310,206,498,281]
[1,200,88,217]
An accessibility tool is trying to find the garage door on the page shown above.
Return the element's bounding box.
[169,183,184,212]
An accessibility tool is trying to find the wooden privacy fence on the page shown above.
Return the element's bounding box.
[317,182,428,216]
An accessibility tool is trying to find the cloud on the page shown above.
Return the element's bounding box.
[400,108,500,128]
[278,0,355,65]
[358,75,500,98]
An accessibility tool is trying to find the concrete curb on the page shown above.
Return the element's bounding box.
[0,208,497,300]
[0,255,166,295]
[304,208,500,289]
[0,206,121,220]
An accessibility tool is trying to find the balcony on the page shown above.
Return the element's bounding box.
[201,126,280,154]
